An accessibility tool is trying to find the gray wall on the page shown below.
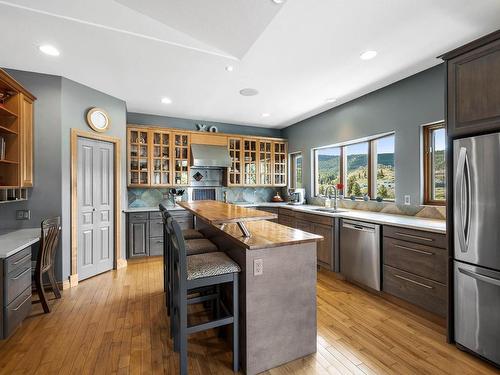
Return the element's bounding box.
[282,64,445,205]
[127,112,282,138]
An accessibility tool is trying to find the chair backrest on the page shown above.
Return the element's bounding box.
[169,217,188,293]
[38,217,61,272]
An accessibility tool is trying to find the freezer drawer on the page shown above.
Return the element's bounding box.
[454,261,500,365]
[340,219,381,291]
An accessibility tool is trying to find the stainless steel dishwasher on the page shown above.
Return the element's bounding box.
[340,219,381,291]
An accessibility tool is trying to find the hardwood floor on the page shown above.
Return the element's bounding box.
[0,257,497,375]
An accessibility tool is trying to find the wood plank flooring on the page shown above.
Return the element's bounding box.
[0,257,497,375]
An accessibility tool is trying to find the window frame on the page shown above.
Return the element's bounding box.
[423,122,446,206]
[312,132,395,201]
[289,152,303,189]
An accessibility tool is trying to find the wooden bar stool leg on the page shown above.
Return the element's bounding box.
[232,274,239,373]
[179,287,188,375]
[35,268,50,313]
[48,267,61,299]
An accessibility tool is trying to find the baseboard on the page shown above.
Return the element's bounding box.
[117,258,128,269]
[69,274,79,288]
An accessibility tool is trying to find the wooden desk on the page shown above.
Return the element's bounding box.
[178,200,278,237]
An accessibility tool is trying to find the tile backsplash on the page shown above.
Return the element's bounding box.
[128,187,286,208]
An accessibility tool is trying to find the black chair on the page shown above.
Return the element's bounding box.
[169,217,240,375]
[33,217,61,313]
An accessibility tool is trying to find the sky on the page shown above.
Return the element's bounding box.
[317,134,395,155]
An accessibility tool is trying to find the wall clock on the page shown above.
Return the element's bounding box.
[86,107,110,132]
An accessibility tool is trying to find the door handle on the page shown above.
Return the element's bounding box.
[394,232,433,242]
[11,267,31,280]
[393,274,433,289]
[459,267,500,287]
[394,244,434,256]
[455,147,470,253]
[12,294,31,311]
[92,208,96,212]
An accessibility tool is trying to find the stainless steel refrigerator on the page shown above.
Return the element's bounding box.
[454,132,500,366]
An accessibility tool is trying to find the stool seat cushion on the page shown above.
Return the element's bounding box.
[187,252,241,280]
[182,228,204,240]
[186,239,218,255]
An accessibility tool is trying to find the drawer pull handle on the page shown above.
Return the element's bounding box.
[395,232,433,242]
[156,240,163,244]
[12,254,31,266]
[12,294,31,311]
[12,267,31,280]
[394,274,433,289]
[394,244,434,256]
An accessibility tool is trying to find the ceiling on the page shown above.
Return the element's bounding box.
[0,0,499,129]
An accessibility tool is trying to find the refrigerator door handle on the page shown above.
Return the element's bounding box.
[455,147,471,253]
[458,267,500,287]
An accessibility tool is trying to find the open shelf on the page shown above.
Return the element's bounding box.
[0,125,17,135]
[0,105,18,118]
[0,159,19,165]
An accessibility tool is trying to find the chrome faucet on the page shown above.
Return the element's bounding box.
[325,185,338,211]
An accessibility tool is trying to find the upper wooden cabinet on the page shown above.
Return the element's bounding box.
[0,69,35,189]
[442,30,500,138]
[127,125,287,188]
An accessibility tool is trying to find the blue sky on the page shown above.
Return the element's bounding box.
[317,134,395,155]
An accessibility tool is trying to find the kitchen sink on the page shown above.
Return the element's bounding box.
[309,207,345,213]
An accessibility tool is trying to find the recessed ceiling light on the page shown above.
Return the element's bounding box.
[272,0,285,3]
[239,88,259,96]
[261,113,271,118]
[161,97,172,104]
[225,65,234,72]
[325,97,337,103]
[360,50,377,60]
[39,44,60,56]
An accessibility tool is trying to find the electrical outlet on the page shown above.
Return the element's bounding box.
[404,195,411,205]
[253,258,263,276]
[16,210,31,220]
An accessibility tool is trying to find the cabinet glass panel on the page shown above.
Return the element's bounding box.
[129,129,149,185]
[259,141,272,185]
[173,133,189,185]
[273,141,287,186]
[151,131,171,186]
[228,138,242,185]
[243,139,257,185]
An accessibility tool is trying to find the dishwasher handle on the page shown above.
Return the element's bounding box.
[342,220,376,233]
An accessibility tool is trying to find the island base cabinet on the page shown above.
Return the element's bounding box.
[128,220,149,258]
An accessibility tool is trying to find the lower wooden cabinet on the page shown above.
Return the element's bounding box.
[313,223,333,269]
[127,210,194,258]
[255,206,278,223]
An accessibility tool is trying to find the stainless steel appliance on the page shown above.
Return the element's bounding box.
[187,167,223,201]
[190,144,231,167]
[454,133,500,365]
[287,188,305,205]
[340,219,381,291]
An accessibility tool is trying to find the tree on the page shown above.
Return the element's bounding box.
[347,175,357,196]
[378,169,385,179]
[353,182,362,196]
[378,184,388,198]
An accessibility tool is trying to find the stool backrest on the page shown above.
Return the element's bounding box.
[169,217,188,293]
[38,217,61,272]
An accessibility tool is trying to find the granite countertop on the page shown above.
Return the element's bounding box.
[124,201,446,234]
[0,228,40,258]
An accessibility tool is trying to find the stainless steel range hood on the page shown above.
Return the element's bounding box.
[190,143,231,168]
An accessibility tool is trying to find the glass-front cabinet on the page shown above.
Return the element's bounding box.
[273,141,287,186]
[228,137,242,185]
[128,128,150,186]
[243,139,257,185]
[173,132,190,185]
[151,130,171,186]
[259,141,272,185]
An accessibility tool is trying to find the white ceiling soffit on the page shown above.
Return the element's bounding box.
[0,0,500,129]
[115,0,284,59]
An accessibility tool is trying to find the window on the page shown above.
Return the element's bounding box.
[424,123,446,205]
[314,147,340,196]
[290,152,303,188]
[374,135,395,200]
[313,133,395,200]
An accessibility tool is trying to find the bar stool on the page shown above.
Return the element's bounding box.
[169,217,240,375]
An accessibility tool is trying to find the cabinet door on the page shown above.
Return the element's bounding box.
[243,139,257,185]
[295,219,313,233]
[228,137,242,186]
[314,223,333,268]
[173,133,190,185]
[128,128,150,186]
[447,38,500,137]
[151,130,172,186]
[273,141,287,186]
[258,141,272,185]
[128,220,149,258]
[20,94,33,187]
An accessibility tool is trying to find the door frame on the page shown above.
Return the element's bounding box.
[70,129,125,287]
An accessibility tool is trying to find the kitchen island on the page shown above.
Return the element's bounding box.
[178,201,323,375]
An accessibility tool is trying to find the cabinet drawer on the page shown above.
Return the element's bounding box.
[149,211,162,220]
[384,226,446,249]
[278,208,295,218]
[278,215,296,228]
[128,212,148,221]
[5,257,32,305]
[383,237,447,284]
[295,212,334,226]
[5,247,31,276]
[3,286,31,339]
[149,219,163,238]
[383,265,447,317]
[295,219,313,233]
[149,237,163,256]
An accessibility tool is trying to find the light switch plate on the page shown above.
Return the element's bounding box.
[404,195,411,205]
[253,258,263,276]
[16,210,31,220]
